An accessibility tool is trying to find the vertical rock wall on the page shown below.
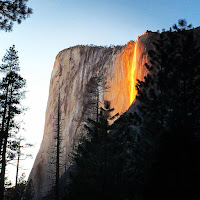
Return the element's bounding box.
[29,32,154,199]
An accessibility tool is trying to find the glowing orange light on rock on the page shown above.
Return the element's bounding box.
[130,39,138,104]
[104,34,149,116]
[142,31,148,36]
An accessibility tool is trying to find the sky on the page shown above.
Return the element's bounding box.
[1,0,200,183]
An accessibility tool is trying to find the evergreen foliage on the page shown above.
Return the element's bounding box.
[0,45,26,199]
[64,20,200,200]
[0,0,32,31]
[67,101,119,200]
[132,21,200,200]
[4,175,34,200]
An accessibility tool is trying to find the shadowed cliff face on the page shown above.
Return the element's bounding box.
[29,33,152,199]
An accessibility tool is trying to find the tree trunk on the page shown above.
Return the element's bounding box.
[0,85,9,158]
[0,88,13,200]
[15,146,20,186]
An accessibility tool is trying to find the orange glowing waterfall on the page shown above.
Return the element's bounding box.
[130,39,138,104]
[105,37,146,115]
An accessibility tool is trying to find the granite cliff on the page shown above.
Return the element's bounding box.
[29,31,157,199]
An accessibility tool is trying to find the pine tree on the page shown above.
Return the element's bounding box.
[46,93,63,200]
[0,0,33,31]
[13,137,33,187]
[83,72,108,123]
[109,113,140,199]
[55,94,62,200]
[132,20,200,199]
[67,101,118,200]
[0,45,26,200]
[4,174,34,200]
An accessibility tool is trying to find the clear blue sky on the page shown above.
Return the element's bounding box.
[1,0,200,182]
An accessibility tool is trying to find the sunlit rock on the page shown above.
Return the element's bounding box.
[29,32,153,199]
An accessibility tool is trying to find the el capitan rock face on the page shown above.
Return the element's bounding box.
[29,32,155,199]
